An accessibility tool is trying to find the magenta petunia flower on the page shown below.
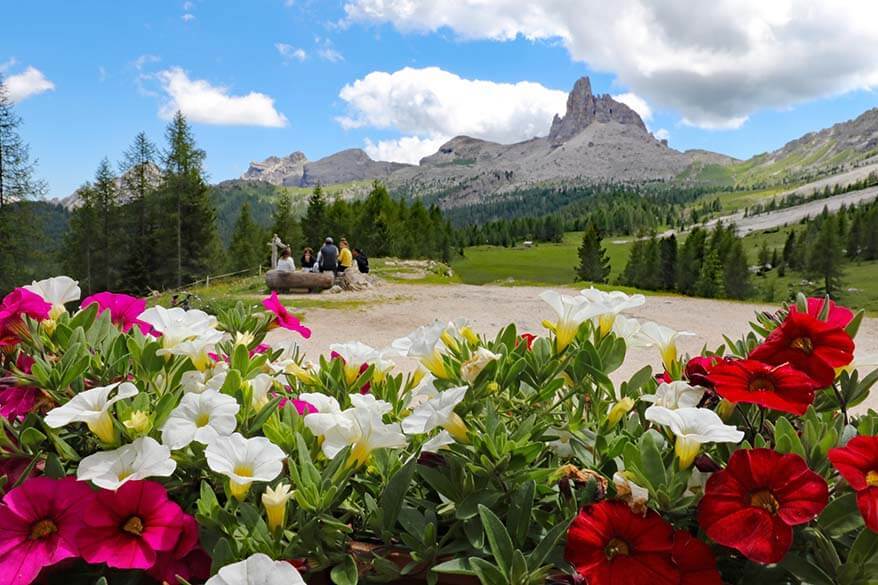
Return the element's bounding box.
[262,291,312,339]
[0,476,92,585]
[147,513,211,584]
[0,386,40,421]
[80,292,150,334]
[0,289,51,347]
[77,480,184,570]
[277,395,318,415]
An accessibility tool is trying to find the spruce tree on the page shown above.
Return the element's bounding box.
[577,223,611,283]
[64,184,98,294]
[0,74,46,292]
[723,239,751,299]
[695,248,725,298]
[156,112,221,287]
[302,184,326,249]
[270,191,302,254]
[119,132,159,292]
[807,214,845,298]
[659,235,677,290]
[227,202,264,272]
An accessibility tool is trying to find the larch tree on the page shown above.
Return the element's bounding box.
[91,158,121,291]
[119,132,159,292]
[157,111,221,288]
[227,202,264,272]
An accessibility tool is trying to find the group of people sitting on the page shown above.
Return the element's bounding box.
[276,237,369,275]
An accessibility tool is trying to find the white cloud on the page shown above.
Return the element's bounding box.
[337,66,566,145]
[182,13,195,22]
[276,43,307,63]
[183,1,194,9]
[315,36,344,62]
[4,66,55,103]
[654,128,670,141]
[0,58,17,73]
[98,66,107,82]
[156,67,288,127]
[612,92,651,122]
[364,135,448,164]
[344,0,878,129]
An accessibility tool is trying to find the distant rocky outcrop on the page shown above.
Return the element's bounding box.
[241,149,411,187]
[56,162,162,210]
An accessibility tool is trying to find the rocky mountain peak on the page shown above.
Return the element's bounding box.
[242,151,308,186]
[548,76,647,145]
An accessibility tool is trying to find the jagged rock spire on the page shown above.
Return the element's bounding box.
[548,76,647,145]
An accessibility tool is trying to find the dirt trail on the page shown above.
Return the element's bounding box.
[288,283,878,411]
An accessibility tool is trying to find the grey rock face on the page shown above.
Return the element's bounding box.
[300,149,410,186]
[548,77,647,145]
[242,152,307,186]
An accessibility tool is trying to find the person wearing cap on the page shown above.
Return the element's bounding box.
[317,237,339,274]
[338,238,353,272]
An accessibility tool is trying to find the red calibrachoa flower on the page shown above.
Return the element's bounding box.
[147,514,211,585]
[749,311,854,387]
[706,359,821,415]
[698,448,828,564]
[565,500,678,585]
[518,333,537,350]
[672,531,722,585]
[828,435,878,532]
[684,355,724,388]
[791,297,854,330]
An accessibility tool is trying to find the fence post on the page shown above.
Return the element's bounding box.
[259,264,263,276]
[205,275,210,288]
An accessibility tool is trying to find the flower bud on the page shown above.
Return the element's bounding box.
[607,397,635,427]
[123,410,151,435]
[460,326,480,346]
[262,483,292,532]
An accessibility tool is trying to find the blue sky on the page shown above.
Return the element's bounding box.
[2,1,877,198]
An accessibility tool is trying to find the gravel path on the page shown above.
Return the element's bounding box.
[288,283,878,412]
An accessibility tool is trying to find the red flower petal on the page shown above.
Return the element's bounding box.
[707,359,820,415]
[856,488,878,532]
[829,435,878,491]
[672,532,722,585]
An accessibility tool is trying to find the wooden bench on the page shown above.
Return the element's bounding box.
[265,269,334,293]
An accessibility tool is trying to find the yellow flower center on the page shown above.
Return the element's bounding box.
[605,538,630,559]
[750,490,779,513]
[29,519,58,540]
[195,412,210,427]
[123,516,144,536]
[790,337,814,354]
[748,376,776,393]
[234,464,254,478]
[117,468,133,481]
[867,470,878,487]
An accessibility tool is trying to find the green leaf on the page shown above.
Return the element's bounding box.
[330,555,358,585]
[248,396,282,434]
[639,431,667,491]
[19,427,47,451]
[819,492,864,536]
[779,554,835,585]
[849,528,878,565]
[478,504,514,578]
[773,416,806,459]
[507,481,535,548]
[845,309,865,339]
[380,456,417,534]
[210,538,234,574]
[469,557,506,585]
[432,558,475,576]
[44,453,65,479]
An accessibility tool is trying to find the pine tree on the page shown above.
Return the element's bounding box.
[807,214,845,298]
[119,132,159,292]
[695,248,725,298]
[659,235,677,290]
[758,242,771,267]
[302,184,326,249]
[576,223,611,283]
[0,74,47,292]
[156,112,220,287]
[227,202,264,272]
[270,191,303,255]
[65,184,98,294]
[677,228,706,295]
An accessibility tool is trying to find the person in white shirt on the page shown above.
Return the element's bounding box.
[276,247,296,271]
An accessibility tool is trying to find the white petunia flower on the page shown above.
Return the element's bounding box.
[205,433,286,500]
[539,290,608,351]
[422,429,455,453]
[24,275,81,317]
[406,373,440,409]
[77,436,176,490]
[205,552,306,585]
[45,382,138,444]
[304,393,407,467]
[460,348,500,383]
[161,389,239,450]
[546,428,574,458]
[180,363,229,394]
[160,331,225,370]
[645,406,743,469]
[138,306,221,349]
[642,381,706,410]
[247,373,276,409]
[330,341,380,384]
[392,321,450,378]
[402,386,468,440]
[613,471,650,514]
[636,321,695,370]
[580,287,646,335]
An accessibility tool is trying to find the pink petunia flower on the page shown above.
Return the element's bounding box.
[262,292,312,339]
[0,386,40,421]
[277,395,318,415]
[0,476,92,585]
[80,292,151,334]
[77,480,184,570]
[0,289,51,347]
[147,513,211,584]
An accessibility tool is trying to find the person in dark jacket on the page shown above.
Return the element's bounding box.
[353,248,369,274]
[300,247,316,270]
[317,237,339,273]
